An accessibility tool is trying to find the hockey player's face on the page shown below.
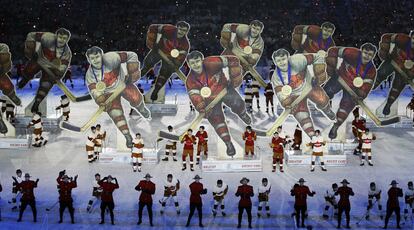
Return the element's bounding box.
[167,177,172,182]
[249,25,262,38]
[361,49,375,64]
[188,130,192,135]
[177,26,189,38]
[263,181,268,186]
[88,53,103,69]
[321,27,334,39]
[17,172,22,177]
[274,55,289,71]
[56,34,69,48]
[95,175,100,181]
[188,57,203,74]
[217,183,222,188]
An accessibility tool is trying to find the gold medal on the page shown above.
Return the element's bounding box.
[353,76,363,88]
[281,85,292,96]
[404,60,414,69]
[170,49,179,58]
[243,46,253,54]
[52,58,61,66]
[200,87,212,98]
[96,81,106,92]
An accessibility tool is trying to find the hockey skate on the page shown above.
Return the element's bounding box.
[225,142,236,157]
[0,120,7,134]
[328,124,339,139]
[238,112,252,125]
[124,135,133,148]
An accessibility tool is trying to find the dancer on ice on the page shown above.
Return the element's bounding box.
[243,126,257,158]
[404,181,414,221]
[257,178,271,218]
[56,172,78,223]
[131,133,144,172]
[159,174,180,215]
[98,175,119,225]
[270,131,285,172]
[212,179,228,217]
[94,124,106,160]
[14,173,39,222]
[236,177,254,228]
[55,95,70,121]
[27,112,47,147]
[162,125,178,162]
[360,128,376,166]
[86,173,102,213]
[366,182,383,220]
[336,179,354,229]
[323,183,338,219]
[85,126,97,163]
[181,129,196,171]
[85,46,150,148]
[195,126,208,164]
[290,178,315,228]
[10,169,23,211]
[135,173,156,226]
[383,180,403,229]
[308,130,327,172]
[186,175,207,227]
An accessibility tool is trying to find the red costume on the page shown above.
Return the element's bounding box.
[335,186,355,228]
[242,130,256,156]
[291,25,336,53]
[186,56,251,156]
[324,47,377,139]
[181,133,196,170]
[195,131,208,162]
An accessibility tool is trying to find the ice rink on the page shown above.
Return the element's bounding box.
[0,78,413,229]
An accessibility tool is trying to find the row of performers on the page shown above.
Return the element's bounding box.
[85,123,377,172]
[4,170,414,229]
[0,22,411,150]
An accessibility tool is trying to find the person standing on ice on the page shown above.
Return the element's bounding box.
[55,95,70,121]
[131,133,144,172]
[290,178,315,228]
[27,112,47,147]
[307,130,327,172]
[269,131,285,172]
[159,174,180,215]
[85,126,97,163]
[181,129,197,171]
[195,125,208,165]
[360,128,376,166]
[243,126,257,158]
[404,181,414,221]
[236,177,254,228]
[15,173,39,222]
[94,124,106,161]
[98,175,119,225]
[257,178,271,218]
[323,183,338,219]
[85,46,150,148]
[186,175,207,227]
[366,182,383,220]
[86,173,102,212]
[10,169,23,211]
[335,179,354,229]
[56,172,77,224]
[162,125,178,162]
[135,173,156,226]
[212,179,228,217]
[383,180,403,229]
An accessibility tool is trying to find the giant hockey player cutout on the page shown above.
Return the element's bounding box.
[373,31,414,117]
[19,28,72,113]
[185,51,252,157]
[85,46,151,148]
[220,20,266,87]
[141,21,190,103]
[270,48,335,138]
[324,43,378,139]
[291,22,336,54]
[0,43,21,134]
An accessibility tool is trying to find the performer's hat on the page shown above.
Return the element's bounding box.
[340,179,350,184]
[24,173,31,178]
[144,173,152,179]
[298,178,306,183]
[16,169,22,174]
[240,177,250,183]
[390,180,398,185]
[193,175,202,180]
[262,178,268,182]
[61,95,67,99]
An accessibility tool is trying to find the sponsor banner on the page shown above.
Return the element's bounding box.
[202,159,262,172]
[0,138,30,149]
[286,154,347,166]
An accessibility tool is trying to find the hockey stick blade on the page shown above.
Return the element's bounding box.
[158,131,180,141]
[380,116,400,126]
[75,94,92,102]
[60,121,81,132]
[254,128,267,137]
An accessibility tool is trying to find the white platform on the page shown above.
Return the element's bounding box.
[98,147,160,164]
[285,150,347,166]
[0,136,31,149]
[201,157,262,172]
